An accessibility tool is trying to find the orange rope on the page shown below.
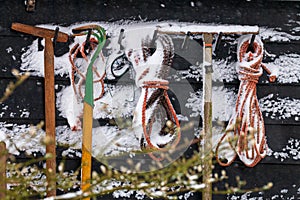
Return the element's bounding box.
[69,38,106,102]
[216,36,276,167]
[141,80,181,161]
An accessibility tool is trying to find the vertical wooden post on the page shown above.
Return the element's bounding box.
[44,37,56,197]
[11,23,69,197]
[202,33,213,200]
[0,141,6,199]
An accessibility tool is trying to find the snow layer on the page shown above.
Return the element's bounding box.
[273,54,300,83]
[228,184,299,200]
[0,122,45,155]
[185,86,237,121]
[174,59,238,82]
[271,138,300,161]
[260,27,300,42]
[158,23,259,34]
[259,94,300,121]
[20,21,295,79]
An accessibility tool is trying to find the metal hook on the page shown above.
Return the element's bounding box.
[84,29,92,54]
[150,29,158,48]
[181,31,192,49]
[52,27,60,49]
[38,37,44,51]
[214,32,223,54]
[247,34,256,53]
[118,28,125,51]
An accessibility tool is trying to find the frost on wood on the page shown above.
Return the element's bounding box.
[259,94,300,121]
[185,86,236,121]
[227,183,300,200]
[271,138,300,161]
[0,122,45,155]
[260,27,300,42]
[273,54,300,83]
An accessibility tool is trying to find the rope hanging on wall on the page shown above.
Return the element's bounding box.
[127,34,181,161]
[216,35,276,167]
[67,27,107,131]
[69,36,106,102]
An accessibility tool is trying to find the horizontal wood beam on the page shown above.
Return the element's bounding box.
[11,23,69,42]
[158,24,259,35]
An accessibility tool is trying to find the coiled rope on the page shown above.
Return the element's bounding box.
[216,35,276,167]
[69,37,106,102]
[128,34,181,161]
[141,80,181,161]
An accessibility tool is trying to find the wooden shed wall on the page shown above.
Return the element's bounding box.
[0,0,300,199]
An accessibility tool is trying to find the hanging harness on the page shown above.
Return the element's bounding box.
[216,35,276,167]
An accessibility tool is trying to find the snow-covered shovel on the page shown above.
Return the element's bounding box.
[69,25,107,198]
[68,26,107,131]
[216,35,277,167]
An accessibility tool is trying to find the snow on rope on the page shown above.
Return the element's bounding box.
[216,35,276,167]
[126,34,181,161]
[68,30,106,131]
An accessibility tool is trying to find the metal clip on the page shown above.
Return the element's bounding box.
[205,65,213,74]
[214,32,223,55]
[118,29,125,51]
[247,34,256,53]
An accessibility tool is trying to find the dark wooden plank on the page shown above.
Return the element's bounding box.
[0,77,67,122]
[263,124,300,164]
[2,76,300,125]
[0,36,34,77]
[0,77,44,120]
[0,1,299,37]
[213,163,300,200]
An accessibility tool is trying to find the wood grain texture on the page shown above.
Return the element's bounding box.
[44,37,56,197]
[202,33,214,200]
[0,142,6,199]
[81,102,93,200]
[11,23,68,42]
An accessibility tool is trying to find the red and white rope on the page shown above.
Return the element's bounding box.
[216,35,276,167]
[127,34,181,160]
